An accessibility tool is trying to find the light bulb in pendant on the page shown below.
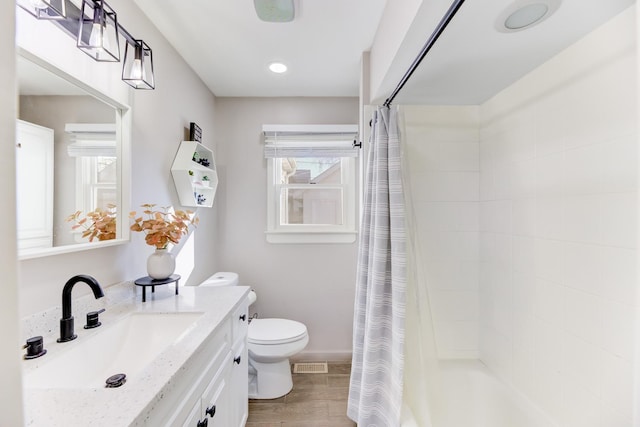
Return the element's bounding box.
[130,58,145,84]
[89,22,103,47]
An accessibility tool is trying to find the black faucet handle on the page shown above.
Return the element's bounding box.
[84,308,106,329]
[23,336,47,359]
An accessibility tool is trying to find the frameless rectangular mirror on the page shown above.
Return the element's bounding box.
[16,51,131,259]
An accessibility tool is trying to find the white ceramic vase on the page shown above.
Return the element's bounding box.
[147,247,176,279]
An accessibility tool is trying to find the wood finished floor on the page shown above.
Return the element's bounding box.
[246,362,356,427]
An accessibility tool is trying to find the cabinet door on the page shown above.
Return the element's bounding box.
[201,354,231,427]
[181,400,201,427]
[15,120,54,250]
[230,341,248,427]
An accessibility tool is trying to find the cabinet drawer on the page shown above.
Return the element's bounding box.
[231,299,248,347]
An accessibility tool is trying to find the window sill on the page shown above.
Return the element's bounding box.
[265,230,357,244]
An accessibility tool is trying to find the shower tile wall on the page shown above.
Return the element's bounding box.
[403,106,480,359]
[479,7,637,426]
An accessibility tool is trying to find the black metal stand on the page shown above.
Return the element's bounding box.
[134,274,181,302]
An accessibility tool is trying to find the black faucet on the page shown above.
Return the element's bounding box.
[58,275,105,343]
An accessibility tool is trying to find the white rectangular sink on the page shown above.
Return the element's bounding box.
[25,311,204,389]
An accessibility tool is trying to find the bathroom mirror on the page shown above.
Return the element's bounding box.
[16,51,131,260]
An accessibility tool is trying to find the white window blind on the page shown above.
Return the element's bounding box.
[263,124,359,158]
[65,123,116,157]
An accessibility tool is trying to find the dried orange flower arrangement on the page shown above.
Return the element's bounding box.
[66,204,117,242]
[129,204,199,249]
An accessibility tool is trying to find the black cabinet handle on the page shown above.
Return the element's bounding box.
[239,314,246,321]
[197,418,208,427]
[234,355,242,365]
[205,405,216,418]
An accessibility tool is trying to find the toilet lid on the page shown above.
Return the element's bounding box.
[249,318,308,345]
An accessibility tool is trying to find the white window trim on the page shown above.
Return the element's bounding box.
[265,126,358,244]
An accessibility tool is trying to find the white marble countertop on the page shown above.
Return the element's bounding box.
[21,281,249,427]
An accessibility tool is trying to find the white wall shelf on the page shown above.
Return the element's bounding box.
[171,141,218,208]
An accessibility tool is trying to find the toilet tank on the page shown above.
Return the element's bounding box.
[200,271,239,287]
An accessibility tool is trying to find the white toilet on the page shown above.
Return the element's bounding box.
[199,272,309,399]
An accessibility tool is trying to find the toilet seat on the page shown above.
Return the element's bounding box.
[249,318,307,345]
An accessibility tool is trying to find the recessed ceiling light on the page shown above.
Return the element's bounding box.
[268,62,288,73]
[505,3,548,29]
[496,0,560,33]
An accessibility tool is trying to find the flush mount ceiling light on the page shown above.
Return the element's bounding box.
[77,0,120,62]
[269,62,288,73]
[17,0,66,20]
[254,0,295,22]
[496,0,561,33]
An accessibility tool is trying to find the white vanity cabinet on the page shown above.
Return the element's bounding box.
[150,297,249,427]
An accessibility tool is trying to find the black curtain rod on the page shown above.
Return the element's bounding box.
[383,0,467,108]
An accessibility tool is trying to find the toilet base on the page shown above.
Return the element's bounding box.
[248,358,293,399]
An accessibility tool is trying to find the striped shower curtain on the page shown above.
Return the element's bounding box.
[348,106,406,426]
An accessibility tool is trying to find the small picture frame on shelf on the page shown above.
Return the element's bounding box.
[189,122,202,143]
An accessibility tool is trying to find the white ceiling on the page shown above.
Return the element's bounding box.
[133,0,387,97]
[132,0,635,103]
[385,0,635,105]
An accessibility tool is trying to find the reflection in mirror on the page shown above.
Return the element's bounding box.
[16,54,128,259]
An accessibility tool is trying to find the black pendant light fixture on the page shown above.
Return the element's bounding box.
[122,39,155,90]
[77,0,120,62]
[17,0,66,20]
[18,0,155,89]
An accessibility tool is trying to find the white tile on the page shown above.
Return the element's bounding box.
[533,356,564,422]
[560,380,602,427]
[564,143,603,195]
[413,171,479,201]
[602,302,636,361]
[535,197,564,240]
[601,135,637,193]
[431,290,478,321]
[493,164,512,200]
[563,195,602,244]
[484,200,512,234]
[510,159,536,198]
[405,138,438,171]
[535,278,564,325]
[600,246,638,306]
[512,198,536,236]
[563,287,603,346]
[426,257,479,291]
[534,239,564,284]
[479,169,494,201]
[561,334,603,396]
[536,152,566,197]
[563,242,603,296]
[513,236,536,275]
[600,192,637,249]
[435,320,479,351]
[601,403,634,427]
[534,319,564,365]
[513,269,536,316]
[601,352,634,418]
[416,201,479,232]
[437,142,479,171]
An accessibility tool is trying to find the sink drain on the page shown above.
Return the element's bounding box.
[105,373,126,388]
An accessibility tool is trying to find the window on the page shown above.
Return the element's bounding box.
[264,124,358,244]
[66,123,117,242]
